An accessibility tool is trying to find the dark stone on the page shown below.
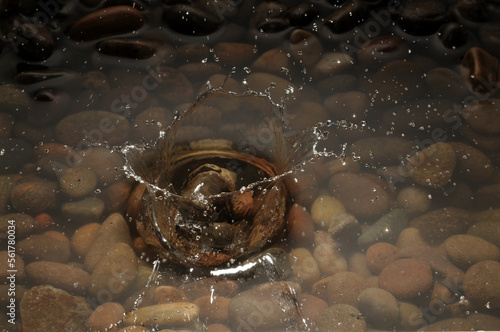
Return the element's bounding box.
[13,68,80,88]
[164,4,222,36]
[438,23,469,49]
[324,1,370,34]
[0,138,32,174]
[358,35,409,68]
[286,3,318,27]
[256,17,289,33]
[26,89,71,127]
[97,38,168,59]
[455,0,489,22]
[398,0,453,36]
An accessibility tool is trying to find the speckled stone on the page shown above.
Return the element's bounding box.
[25,261,90,295]
[443,234,500,269]
[357,209,409,247]
[315,304,366,332]
[379,258,433,299]
[463,260,500,310]
[408,142,457,189]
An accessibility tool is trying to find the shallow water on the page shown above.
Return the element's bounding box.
[1,0,500,331]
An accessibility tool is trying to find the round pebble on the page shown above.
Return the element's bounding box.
[357,287,400,330]
[408,142,456,189]
[88,302,125,332]
[60,166,98,199]
[194,295,230,324]
[9,181,57,214]
[326,271,368,307]
[463,260,500,310]
[289,247,321,288]
[443,234,500,269]
[396,186,432,217]
[379,258,433,299]
[310,194,346,229]
[365,242,400,275]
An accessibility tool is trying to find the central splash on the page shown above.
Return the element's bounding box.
[123,84,338,268]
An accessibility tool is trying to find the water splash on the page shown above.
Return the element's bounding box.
[122,80,348,269]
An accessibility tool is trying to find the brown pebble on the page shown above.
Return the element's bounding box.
[179,278,239,301]
[449,142,494,184]
[289,29,322,67]
[463,260,500,310]
[443,234,500,270]
[10,181,57,214]
[285,204,315,247]
[88,302,125,332]
[408,142,456,189]
[60,166,98,199]
[348,253,372,279]
[25,261,90,295]
[194,295,230,324]
[463,98,500,135]
[71,223,101,258]
[213,42,257,66]
[18,235,70,263]
[153,286,188,304]
[357,287,400,330]
[206,324,232,332]
[379,258,433,299]
[365,242,400,275]
[419,317,474,331]
[0,213,36,239]
[315,304,366,332]
[326,271,368,307]
[68,6,146,42]
[460,47,500,97]
[289,247,321,288]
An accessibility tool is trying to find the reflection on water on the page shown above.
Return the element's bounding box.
[1,0,500,331]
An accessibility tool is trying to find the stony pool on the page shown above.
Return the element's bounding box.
[0,0,500,331]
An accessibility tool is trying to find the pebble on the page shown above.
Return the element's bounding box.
[249,48,292,77]
[0,84,32,116]
[408,142,456,189]
[90,242,138,301]
[397,0,452,36]
[327,213,361,249]
[365,242,400,275]
[357,287,400,330]
[324,91,370,121]
[286,167,319,206]
[316,75,357,96]
[61,197,105,223]
[34,142,79,179]
[315,304,366,332]
[194,295,230,324]
[206,324,231,332]
[347,136,414,166]
[132,107,173,143]
[328,172,391,220]
[285,101,329,132]
[123,302,199,327]
[118,326,151,332]
[323,1,369,34]
[463,99,500,135]
[326,271,368,307]
[425,67,468,101]
[27,89,71,128]
[101,180,133,214]
[289,247,321,288]
[0,213,35,239]
[18,234,70,263]
[310,194,346,229]
[286,3,317,27]
[409,207,473,243]
[398,245,464,288]
[60,166,98,199]
[0,138,32,175]
[443,234,500,269]
[178,62,221,82]
[20,285,92,331]
[9,180,58,213]
[56,110,131,147]
[399,301,425,330]
[357,209,409,247]
[311,52,354,79]
[475,182,500,209]
[68,6,146,42]
[14,68,81,93]
[466,312,500,331]
[246,72,299,104]
[100,86,152,118]
[396,186,432,217]
[97,39,175,62]
[25,261,90,295]
[396,227,428,249]
[179,278,239,300]
[151,66,194,105]
[379,258,433,299]
[164,4,222,36]
[449,142,494,183]
[289,29,322,68]
[213,42,257,67]
[467,210,500,247]
[78,147,125,185]
[460,47,500,97]
[228,282,301,331]
[348,253,372,279]
[296,294,328,330]
[285,204,315,247]
[463,260,500,310]
[153,286,188,304]
[313,231,348,276]
[71,223,101,258]
[419,318,474,331]
[358,36,409,70]
[84,213,132,272]
[88,302,125,332]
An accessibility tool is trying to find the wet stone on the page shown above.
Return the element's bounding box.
[71,222,101,258]
[357,287,400,330]
[25,261,91,295]
[408,142,456,189]
[78,147,125,186]
[9,180,57,214]
[437,23,470,49]
[348,136,413,167]
[425,67,468,101]
[90,242,138,301]
[285,204,315,247]
[460,47,500,97]
[0,138,32,174]
[419,318,474,331]
[60,166,98,199]
[314,231,348,276]
[365,242,400,275]
[213,42,257,67]
[68,5,146,42]
[358,209,409,248]
[179,278,239,300]
[379,258,433,299]
[409,207,473,243]
[463,260,500,310]
[462,99,500,135]
[20,285,92,332]
[164,4,222,36]
[152,66,194,105]
[0,113,14,138]
[18,234,70,263]
[56,110,131,148]
[311,52,354,79]
[443,234,500,270]
[315,304,366,332]
[324,1,370,34]
[289,247,321,288]
[0,213,35,240]
[326,271,368,307]
[479,24,500,58]
[467,210,500,248]
[87,302,125,332]
[358,36,409,70]
[449,142,494,183]
[13,68,81,92]
[251,47,291,77]
[397,0,452,36]
[324,91,370,121]
[0,251,25,281]
[466,312,500,331]
[194,295,230,324]
[311,194,346,229]
[327,213,361,248]
[396,186,432,218]
[289,29,322,68]
[27,89,72,128]
[97,39,174,61]
[124,302,199,327]
[61,197,105,223]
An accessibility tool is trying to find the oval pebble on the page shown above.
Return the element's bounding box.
[88,302,125,332]
[463,260,500,310]
[365,242,400,275]
[68,6,146,42]
[315,304,366,332]
[443,234,500,269]
[18,234,70,263]
[326,271,368,307]
[379,258,433,299]
[123,302,199,327]
[194,295,230,324]
[310,194,346,229]
[60,166,98,199]
[357,287,400,330]
[25,261,90,295]
[10,181,57,214]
